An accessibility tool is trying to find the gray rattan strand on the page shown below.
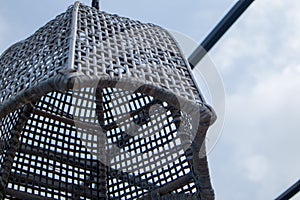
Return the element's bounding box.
[0,2,215,200]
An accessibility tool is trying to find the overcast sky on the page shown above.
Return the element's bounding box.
[1,0,300,199]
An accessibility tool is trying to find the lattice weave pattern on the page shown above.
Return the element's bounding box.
[0,7,72,104]
[74,4,204,103]
[0,2,215,200]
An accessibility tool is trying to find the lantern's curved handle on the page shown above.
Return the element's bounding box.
[92,0,100,10]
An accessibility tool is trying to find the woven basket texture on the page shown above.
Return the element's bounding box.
[0,2,215,200]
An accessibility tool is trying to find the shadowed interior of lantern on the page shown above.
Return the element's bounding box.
[2,86,200,199]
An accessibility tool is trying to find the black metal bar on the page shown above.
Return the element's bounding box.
[188,0,255,69]
[92,0,100,10]
[5,188,53,200]
[275,180,300,200]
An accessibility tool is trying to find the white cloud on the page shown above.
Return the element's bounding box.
[212,0,300,75]
[210,0,300,199]
[242,155,270,182]
[223,64,300,198]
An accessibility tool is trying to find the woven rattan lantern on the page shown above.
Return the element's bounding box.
[0,2,216,199]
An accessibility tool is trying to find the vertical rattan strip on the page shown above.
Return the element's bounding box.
[68,2,80,72]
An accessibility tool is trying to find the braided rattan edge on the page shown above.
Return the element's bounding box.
[0,74,71,120]
[0,74,216,123]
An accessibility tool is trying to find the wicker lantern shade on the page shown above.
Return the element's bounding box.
[0,2,216,199]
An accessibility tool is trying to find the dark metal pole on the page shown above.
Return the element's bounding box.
[92,0,100,10]
[188,0,255,69]
[275,180,300,200]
